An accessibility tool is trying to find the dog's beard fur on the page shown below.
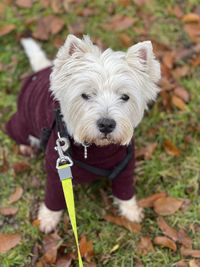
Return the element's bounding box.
[50,35,161,146]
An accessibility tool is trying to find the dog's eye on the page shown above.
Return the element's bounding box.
[81,93,90,100]
[120,94,129,102]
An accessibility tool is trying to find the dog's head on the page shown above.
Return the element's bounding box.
[50,35,160,146]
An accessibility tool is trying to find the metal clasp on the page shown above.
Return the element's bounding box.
[55,134,73,169]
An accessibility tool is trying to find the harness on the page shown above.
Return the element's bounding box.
[40,108,133,180]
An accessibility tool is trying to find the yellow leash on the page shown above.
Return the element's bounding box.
[55,137,83,267]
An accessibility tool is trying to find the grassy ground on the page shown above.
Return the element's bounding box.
[0,0,200,266]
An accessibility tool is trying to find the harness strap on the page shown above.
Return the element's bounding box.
[73,145,132,180]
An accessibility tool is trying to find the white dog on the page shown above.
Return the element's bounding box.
[6,35,160,233]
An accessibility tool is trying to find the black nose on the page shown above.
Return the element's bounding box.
[97,118,116,134]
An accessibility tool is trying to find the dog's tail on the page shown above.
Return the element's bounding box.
[21,38,52,72]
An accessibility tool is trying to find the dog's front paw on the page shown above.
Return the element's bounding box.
[38,203,63,233]
[115,196,144,223]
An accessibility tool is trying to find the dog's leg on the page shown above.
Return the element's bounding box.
[21,38,52,72]
[38,203,63,233]
[114,196,143,223]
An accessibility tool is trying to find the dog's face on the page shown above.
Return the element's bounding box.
[51,35,160,146]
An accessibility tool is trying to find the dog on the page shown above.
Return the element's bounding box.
[6,35,160,233]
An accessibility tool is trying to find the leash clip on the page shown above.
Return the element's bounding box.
[55,134,73,169]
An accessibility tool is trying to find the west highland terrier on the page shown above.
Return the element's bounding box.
[6,34,161,233]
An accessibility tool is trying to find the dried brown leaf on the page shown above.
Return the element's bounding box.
[137,236,154,255]
[0,24,16,36]
[42,233,62,264]
[138,192,167,208]
[135,142,157,160]
[178,229,192,248]
[102,15,135,31]
[174,87,190,103]
[68,20,85,36]
[104,214,141,233]
[182,13,200,23]
[162,51,175,69]
[50,0,63,14]
[153,196,183,216]
[163,140,181,157]
[184,23,200,43]
[56,255,72,267]
[49,16,65,34]
[16,0,33,8]
[157,217,178,241]
[180,247,200,258]
[191,55,200,66]
[0,233,21,253]
[0,206,18,216]
[13,161,31,174]
[8,187,23,204]
[173,66,190,79]
[133,0,149,6]
[189,260,199,267]
[172,95,187,111]
[118,33,132,47]
[174,260,189,267]
[154,236,177,251]
[32,219,41,228]
[79,235,94,262]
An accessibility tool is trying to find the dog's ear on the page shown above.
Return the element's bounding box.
[126,41,161,84]
[63,34,88,56]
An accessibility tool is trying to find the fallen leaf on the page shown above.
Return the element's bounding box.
[135,143,157,160]
[174,260,189,267]
[178,229,192,248]
[174,87,190,103]
[102,15,135,31]
[163,140,181,157]
[0,206,18,216]
[32,219,41,228]
[157,217,178,241]
[42,233,62,264]
[8,187,23,204]
[168,5,183,18]
[173,66,190,79]
[0,233,21,253]
[0,2,5,16]
[184,23,200,43]
[104,214,141,233]
[180,247,200,258]
[118,33,132,47]
[153,196,183,215]
[13,161,31,174]
[79,235,94,262]
[191,56,200,66]
[110,244,120,253]
[68,20,85,36]
[172,95,187,111]
[50,0,63,14]
[16,0,33,8]
[138,192,167,208]
[137,236,154,255]
[49,16,65,34]
[133,0,149,6]
[56,255,72,267]
[0,24,16,36]
[162,51,175,69]
[85,263,97,267]
[182,13,200,23]
[154,236,177,251]
[189,260,199,267]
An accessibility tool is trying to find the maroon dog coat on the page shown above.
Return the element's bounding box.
[6,67,135,211]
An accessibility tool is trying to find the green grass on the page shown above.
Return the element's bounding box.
[0,0,200,266]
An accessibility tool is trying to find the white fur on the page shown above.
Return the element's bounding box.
[21,38,52,72]
[50,35,161,146]
[114,196,143,222]
[38,203,63,233]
